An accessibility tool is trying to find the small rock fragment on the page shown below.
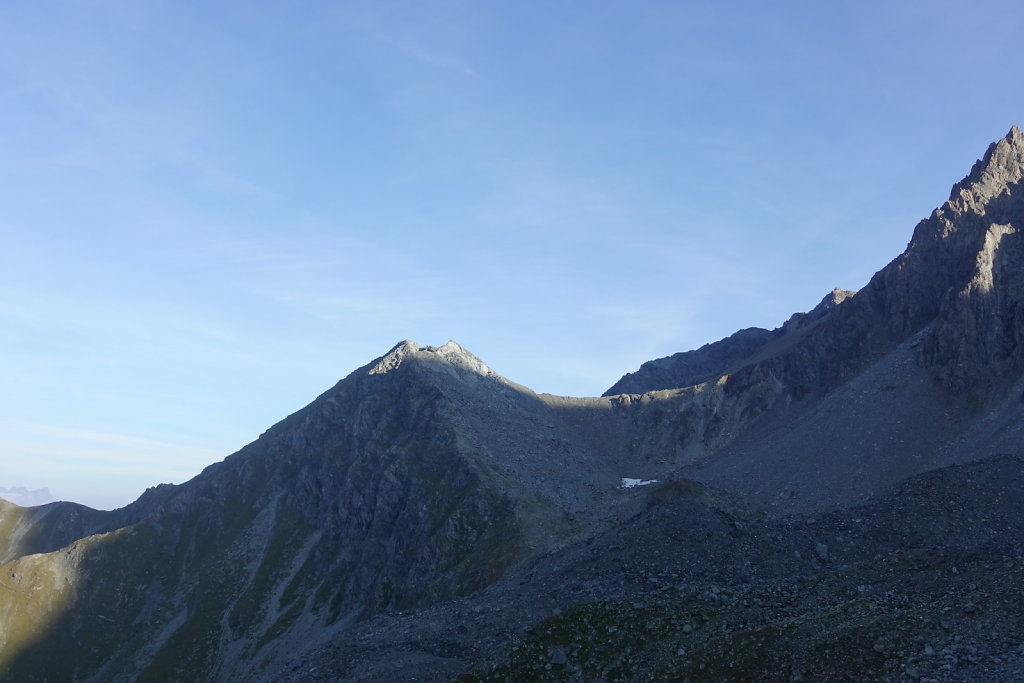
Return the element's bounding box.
[815,542,829,561]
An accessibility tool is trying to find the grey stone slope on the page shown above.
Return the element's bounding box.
[273,454,1024,682]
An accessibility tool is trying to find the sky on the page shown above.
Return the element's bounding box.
[2,1,1022,510]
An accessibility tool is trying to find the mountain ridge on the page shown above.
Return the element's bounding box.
[2,126,1024,681]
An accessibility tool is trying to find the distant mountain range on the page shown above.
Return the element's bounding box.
[0,487,54,508]
[2,127,1024,681]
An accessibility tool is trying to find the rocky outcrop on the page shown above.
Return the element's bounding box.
[920,126,1024,396]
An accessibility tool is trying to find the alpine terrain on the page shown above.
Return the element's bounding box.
[3,127,1024,681]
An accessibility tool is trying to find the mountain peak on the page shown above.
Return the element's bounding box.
[808,287,856,317]
[947,125,1024,211]
[368,339,494,378]
[367,340,420,375]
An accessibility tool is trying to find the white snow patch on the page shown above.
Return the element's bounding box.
[620,478,658,489]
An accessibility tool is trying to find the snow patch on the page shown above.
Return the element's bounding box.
[619,478,658,489]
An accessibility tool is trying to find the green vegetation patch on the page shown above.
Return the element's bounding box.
[466,594,936,682]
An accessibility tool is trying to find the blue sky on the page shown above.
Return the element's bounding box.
[2,1,1022,510]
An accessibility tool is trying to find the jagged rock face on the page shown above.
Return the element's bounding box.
[603,127,1024,464]
[920,127,1024,396]
[788,126,1024,399]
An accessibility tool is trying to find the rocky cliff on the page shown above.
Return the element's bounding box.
[598,127,1024,510]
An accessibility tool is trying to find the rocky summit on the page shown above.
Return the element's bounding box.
[3,128,1024,682]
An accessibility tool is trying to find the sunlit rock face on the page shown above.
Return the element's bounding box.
[3,128,1024,682]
